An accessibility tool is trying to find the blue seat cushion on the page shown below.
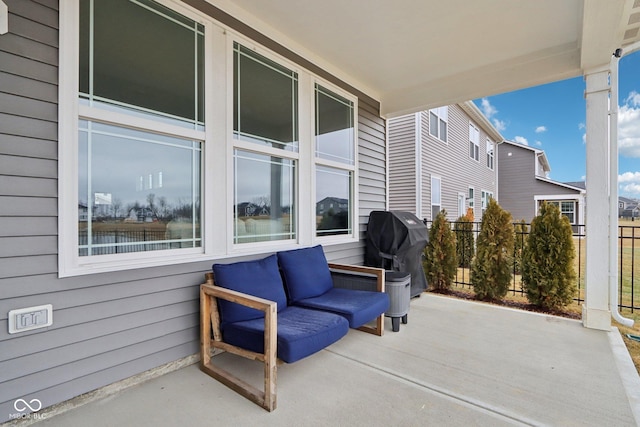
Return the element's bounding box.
[294,288,390,329]
[221,306,349,363]
[277,245,334,302]
[212,254,287,326]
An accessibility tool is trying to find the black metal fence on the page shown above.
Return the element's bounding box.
[425,220,639,312]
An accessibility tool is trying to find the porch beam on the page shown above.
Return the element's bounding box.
[582,66,612,331]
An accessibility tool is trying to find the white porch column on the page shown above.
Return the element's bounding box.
[582,66,611,330]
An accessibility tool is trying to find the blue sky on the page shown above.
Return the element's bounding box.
[473,51,640,199]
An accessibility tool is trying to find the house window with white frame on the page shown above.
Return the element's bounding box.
[486,139,494,170]
[431,176,442,220]
[77,0,204,257]
[233,43,298,244]
[315,84,355,237]
[61,0,360,276]
[468,187,474,211]
[542,200,576,224]
[481,190,493,214]
[469,122,480,161]
[429,106,448,142]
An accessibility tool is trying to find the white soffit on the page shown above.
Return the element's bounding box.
[214,0,635,117]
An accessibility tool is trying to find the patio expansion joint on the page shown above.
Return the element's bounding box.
[325,348,543,427]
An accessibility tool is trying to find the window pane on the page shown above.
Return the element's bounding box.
[439,119,447,142]
[80,0,204,125]
[316,166,352,236]
[431,177,441,204]
[234,43,298,150]
[430,112,438,137]
[315,85,354,164]
[78,122,201,256]
[234,150,296,243]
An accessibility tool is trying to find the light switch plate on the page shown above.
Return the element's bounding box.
[8,305,53,334]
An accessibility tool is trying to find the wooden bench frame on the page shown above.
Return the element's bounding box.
[200,263,385,411]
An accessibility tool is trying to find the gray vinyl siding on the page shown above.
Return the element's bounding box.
[0,1,386,421]
[498,143,582,222]
[388,105,498,223]
[388,114,417,213]
[421,105,498,222]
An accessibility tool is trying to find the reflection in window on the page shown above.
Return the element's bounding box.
[315,85,354,164]
[80,0,204,128]
[78,122,201,256]
[316,166,351,236]
[234,150,296,244]
[233,43,298,150]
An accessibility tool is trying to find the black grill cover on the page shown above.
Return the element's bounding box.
[365,211,429,297]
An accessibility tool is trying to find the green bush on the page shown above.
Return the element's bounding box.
[454,215,475,268]
[424,210,457,291]
[522,202,577,310]
[513,220,528,275]
[471,198,514,301]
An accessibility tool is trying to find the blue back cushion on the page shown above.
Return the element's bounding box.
[212,254,287,326]
[277,245,333,302]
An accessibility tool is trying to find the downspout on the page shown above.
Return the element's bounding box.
[609,48,634,327]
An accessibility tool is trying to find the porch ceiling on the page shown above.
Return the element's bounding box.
[210,0,640,117]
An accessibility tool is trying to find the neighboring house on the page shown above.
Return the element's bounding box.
[619,196,640,219]
[316,197,349,216]
[1,0,638,421]
[498,141,585,225]
[388,101,503,223]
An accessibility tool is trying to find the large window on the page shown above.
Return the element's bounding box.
[486,139,494,170]
[77,0,204,258]
[60,1,360,275]
[315,85,355,237]
[233,44,298,243]
[469,122,480,161]
[429,106,448,142]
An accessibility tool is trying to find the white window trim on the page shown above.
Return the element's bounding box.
[486,138,494,170]
[469,122,480,162]
[59,1,360,277]
[534,194,584,225]
[457,192,465,218]
[468,186,475,210]
[431,175,442,219]
[429,106,448,143]
[312,77,359,245]
[59,0,220,277]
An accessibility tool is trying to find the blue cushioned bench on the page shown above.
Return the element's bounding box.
[200,245,388,411]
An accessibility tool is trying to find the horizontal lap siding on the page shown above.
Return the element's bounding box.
[498,145,536,221]
[422,106,498,222]
[388,114,417,213]
[0,1,387,421]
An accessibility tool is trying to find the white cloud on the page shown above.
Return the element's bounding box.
[578,123,585,130]
[534,140,542,146]
[621,183,640,196]
[582,133,586,144]
[619,171,640,182]
[514,136,529,146]
[492,119,506,132]
[618,93,640,157]
[535,126,547,133]
[619,171,640,197]
[625,91,640,107]
[480,98,497,119]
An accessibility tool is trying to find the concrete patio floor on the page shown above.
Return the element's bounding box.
[36,294,640,426]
